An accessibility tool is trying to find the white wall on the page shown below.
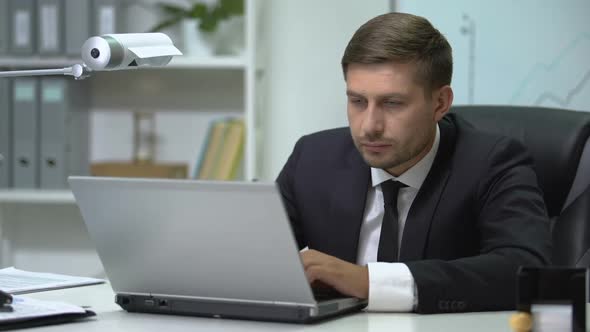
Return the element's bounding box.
[259,0,391,181]
[397,0,590,109]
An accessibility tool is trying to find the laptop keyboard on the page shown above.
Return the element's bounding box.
[312,288,349,301]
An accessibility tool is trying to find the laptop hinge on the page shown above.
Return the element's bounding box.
[131,292,318,309]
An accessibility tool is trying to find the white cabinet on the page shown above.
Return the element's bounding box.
[0,0,266,275]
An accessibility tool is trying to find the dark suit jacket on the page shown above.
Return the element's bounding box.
[276,113,552,314]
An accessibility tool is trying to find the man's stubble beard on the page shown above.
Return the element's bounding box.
[355,130,432,171]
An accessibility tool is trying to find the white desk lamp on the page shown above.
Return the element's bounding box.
[0,33,183,79]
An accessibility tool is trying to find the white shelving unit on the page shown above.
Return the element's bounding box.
[0,190,75,204]
[167,55,247,69]
[0,0,265,276]
[0,55,246,70]
[0,57,82,68]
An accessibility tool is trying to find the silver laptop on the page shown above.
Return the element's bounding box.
[69,176,367,323]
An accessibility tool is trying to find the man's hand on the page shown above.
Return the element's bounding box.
[300,249,369,299]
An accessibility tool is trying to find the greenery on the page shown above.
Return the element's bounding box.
[150,0,244,34]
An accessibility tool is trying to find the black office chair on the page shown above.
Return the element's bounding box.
[452,105,590,267]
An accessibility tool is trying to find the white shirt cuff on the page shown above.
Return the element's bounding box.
[366,262,417,312]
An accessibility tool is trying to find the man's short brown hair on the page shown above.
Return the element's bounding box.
[341,12,453,94]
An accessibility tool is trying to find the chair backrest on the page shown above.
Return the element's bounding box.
[452,105,590,267]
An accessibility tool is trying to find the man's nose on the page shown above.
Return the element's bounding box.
[362,104,385,136]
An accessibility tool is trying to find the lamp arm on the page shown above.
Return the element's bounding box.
[0,63,92,80]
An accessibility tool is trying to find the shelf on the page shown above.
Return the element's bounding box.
[0,57,82,68]
[166,55,246,69]
[0,190,75,204]
[0,55,246,70]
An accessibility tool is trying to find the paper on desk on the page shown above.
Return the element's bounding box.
[0,296,86,323]
[532,304,571,332]
[0,267,105,294]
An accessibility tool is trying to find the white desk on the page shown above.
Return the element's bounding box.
[23,283,516,331]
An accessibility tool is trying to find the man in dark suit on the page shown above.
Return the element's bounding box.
[276,12,551,313]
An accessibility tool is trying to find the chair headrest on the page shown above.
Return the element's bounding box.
[452,105,590,217]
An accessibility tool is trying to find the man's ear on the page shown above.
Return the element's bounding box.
[432,85,454,122]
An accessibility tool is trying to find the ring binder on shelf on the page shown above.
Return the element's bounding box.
[39,77,90,188]
[0,0,9,56]
[37,0,64,55]
[0,79,11,188]
[11,77,39,188]
[9,0,36,55]
[91,0,123,36]
[65,0,91,56]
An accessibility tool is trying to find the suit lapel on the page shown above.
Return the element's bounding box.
[328,146,370,263]
[399,118,457,262]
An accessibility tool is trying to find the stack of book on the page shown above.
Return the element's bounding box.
[194,118,245,181]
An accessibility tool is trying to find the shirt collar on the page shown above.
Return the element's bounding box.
[371,124,440,190]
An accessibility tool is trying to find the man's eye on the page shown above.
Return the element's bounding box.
[384,100,402,107]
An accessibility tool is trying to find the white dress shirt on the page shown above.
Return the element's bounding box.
[357,125,440,311]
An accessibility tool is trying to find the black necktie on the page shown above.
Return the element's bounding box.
[377,180,407,262]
